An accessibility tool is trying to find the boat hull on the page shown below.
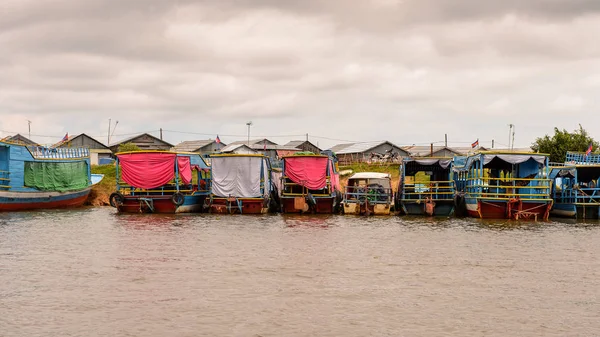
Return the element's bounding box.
[116,195,206,214]
[343,201,391,215]
[401,200,455,216]
[209,197,268,214]
[466,198,552,220]
[0,188,91,211]
[551,203,600,219]
[281,196,334,214]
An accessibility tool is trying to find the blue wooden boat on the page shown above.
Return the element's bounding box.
[110,151,210,213]
[549,151,600,219]
[397,157,455,216]
[0,140,102,211]
[454,151,553,220]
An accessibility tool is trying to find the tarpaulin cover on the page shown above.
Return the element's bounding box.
[119,153,176,189]
[24,161,89,192]
[211,156,266,198]
[329,161,341,191]
[284,156,328,190]
[177,156,192,184]
[405,158,452,169]
[483,154,546,166]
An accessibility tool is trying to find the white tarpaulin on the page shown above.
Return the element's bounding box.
[405,159,452,169]
[211,156,267,198]
[483,154,546,165]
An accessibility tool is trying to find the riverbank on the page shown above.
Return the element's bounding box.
[86,163,401,206]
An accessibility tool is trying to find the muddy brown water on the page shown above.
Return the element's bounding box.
[1,208,599,336]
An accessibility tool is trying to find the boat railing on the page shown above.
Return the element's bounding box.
[117,182,210,195]
[344,186,392,204]
[281,176,332,197]
[27,146,90,160]
[554,185,600,204]
[401,180,455,201]
[0,170,10,189]
[465,177,551,200]
[566,151,600,165]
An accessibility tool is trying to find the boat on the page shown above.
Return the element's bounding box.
[549,151,600,219]
[343,172,392,215]
[397,157,455,216]
[454,151,553,220]
[207,154,277,214]
[280,152,342,213]
[109,151,210,213]
[0,140,103,211]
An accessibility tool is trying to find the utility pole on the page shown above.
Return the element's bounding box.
[246,121,253,146]
[508,124,514,150]
[492,139,495,148]
[108,119,111,145]
[445,134,447,147]
[306,133,308,142]
[511,125,515,150]
[27,120,31,140]
[160,128,163,140]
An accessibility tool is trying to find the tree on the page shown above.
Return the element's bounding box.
[117,142,141,153]
[531,125,598,163]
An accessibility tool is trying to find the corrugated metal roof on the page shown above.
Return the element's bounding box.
[329,143,353,153]
[172,139,219,152]
[331,141,404,155]
[285,140,304,148]
[109,133,173,147]
[219,143,257,153]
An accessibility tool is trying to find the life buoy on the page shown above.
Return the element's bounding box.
[109,192,124,208]
[171,192,185,206]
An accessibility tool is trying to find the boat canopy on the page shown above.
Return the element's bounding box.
[211,155,270,198]
[283,156,329,190]
[455,153,547,171]
[347,172,391,189]
[404,158,452,169]
[118,152,206,189]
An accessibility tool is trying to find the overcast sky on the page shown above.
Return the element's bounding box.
[1,0,599,149]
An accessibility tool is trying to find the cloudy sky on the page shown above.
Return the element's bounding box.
[1,0,599,149]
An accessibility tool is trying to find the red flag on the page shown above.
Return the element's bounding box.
[62,133,68,142]
[263,139,267,151]
[215,135,221,144]
[585,143,593,156]
[471,139,479,148]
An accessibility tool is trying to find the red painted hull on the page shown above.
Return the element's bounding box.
[117,196,178,213]
[209,198,267,214]
[281,197,334,214]
[468,200,552,220]
[0,190,91,211]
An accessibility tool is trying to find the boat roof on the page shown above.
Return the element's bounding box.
[210,153,266,158]
[115,150,200,156]
[348,172,391,180]
[282,154,326,159]
[477,150,550,156]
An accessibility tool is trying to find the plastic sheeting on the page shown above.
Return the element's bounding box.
[284,156,328,190]
[329,160,341,192]
[211,156,267,198]
[24,161,89,192]
[177,156,192,184]
[405,158,452,169]
[483,154,546,165]
[119,153,176,189]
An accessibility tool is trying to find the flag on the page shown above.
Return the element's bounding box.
[471,139,479,148]
[215,135,221,144]
[62,133,68,142]
[263,139,267,151]
[585,143,593,156]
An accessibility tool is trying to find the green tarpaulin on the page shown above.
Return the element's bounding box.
[24,161,89,192]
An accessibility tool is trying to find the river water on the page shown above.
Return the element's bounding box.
[1,208,599,337]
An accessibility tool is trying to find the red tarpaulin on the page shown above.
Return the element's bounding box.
[177,156,192,184]
[330,161,341,191]
[119,153,176,189]
[284,156,328,190]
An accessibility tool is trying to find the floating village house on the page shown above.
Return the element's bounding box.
[226,139,300,164]
[171,139,227,155]
[109,133,173,153]
[329,141,408,164]
[54,133,113,165]
[2,134,38,146]
[219,143,257,155]
[284,140,322,154]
